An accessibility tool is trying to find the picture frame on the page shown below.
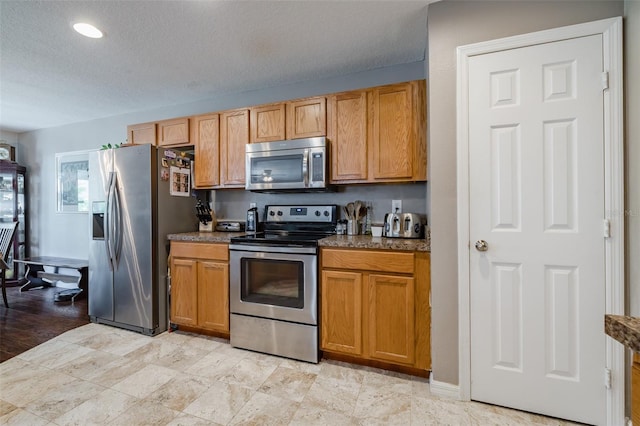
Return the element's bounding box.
[56,150,90,213]
[169,165,190,197]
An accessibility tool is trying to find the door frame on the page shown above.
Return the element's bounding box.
[456,17,624,424]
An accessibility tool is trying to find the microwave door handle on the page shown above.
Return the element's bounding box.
[302,150,309,187]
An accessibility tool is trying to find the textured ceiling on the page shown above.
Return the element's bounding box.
[0,0,433,133]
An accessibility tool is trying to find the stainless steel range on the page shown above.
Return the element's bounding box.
[229,204,337,363]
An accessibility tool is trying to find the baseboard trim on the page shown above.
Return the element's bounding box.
[429,372,462,400]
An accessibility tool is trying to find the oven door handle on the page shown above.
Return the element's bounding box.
[229,244,317,255]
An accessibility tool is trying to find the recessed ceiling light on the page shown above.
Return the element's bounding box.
[73,23,103,39]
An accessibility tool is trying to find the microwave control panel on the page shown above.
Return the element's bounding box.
[311,152,324,182]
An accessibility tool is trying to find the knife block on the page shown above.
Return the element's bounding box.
[199,221,213,232]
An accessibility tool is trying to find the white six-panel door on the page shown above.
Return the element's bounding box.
[468,34,606,424]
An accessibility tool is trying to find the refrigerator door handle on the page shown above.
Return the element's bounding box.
[105,171,117,271]
[112,174,122,267]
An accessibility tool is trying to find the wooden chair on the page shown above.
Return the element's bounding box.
[0,221,19,308]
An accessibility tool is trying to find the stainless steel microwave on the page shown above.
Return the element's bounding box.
[245,137,330,192]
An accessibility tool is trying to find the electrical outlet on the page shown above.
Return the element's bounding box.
[249,202,256,209]
[392,200,402,213]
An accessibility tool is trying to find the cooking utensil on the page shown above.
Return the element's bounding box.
[354,200,362,219]
[346,202,355,220]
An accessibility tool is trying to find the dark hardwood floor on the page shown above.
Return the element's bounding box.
[0,284,89,362]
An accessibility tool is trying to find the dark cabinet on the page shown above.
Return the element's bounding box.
[0,161,27,282]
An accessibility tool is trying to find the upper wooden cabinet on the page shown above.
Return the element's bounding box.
[286,97,326,139]
[158,117,190,147]
[370,82,426,181]
[250,96,327,143]
[126,80,425,186]
[328,80,427,184]
[250,103,286,143]
[192,113,219,188]
[220,108,249,187]
[192,108,248,189]
[127,122,156,145]
[328,90,368,181]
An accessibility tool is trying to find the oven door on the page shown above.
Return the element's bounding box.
[229,245,317,325]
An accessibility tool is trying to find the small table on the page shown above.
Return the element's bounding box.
[14,256,88,302]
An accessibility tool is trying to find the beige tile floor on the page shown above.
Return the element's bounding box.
[0,323,577,425]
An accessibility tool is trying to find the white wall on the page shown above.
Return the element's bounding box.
[427,0,625,386]
[17,62,425,259]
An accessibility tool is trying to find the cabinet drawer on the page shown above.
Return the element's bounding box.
[171,242,228,261]
[321,249,414,274]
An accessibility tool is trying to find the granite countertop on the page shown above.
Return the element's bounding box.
[319,234,430,252]
[605,314,640,352]
[167,231,245,243]
[168,231,431,252]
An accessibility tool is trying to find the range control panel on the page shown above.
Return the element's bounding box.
[264,205,335,223]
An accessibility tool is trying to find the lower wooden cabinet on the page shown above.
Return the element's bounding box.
[633,353,639,426]
[169,242,229,335]
[321,270,363,356]
[320,248,430,373]
[368,273,415,365]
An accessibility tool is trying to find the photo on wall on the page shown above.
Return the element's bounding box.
[56,150,90,213]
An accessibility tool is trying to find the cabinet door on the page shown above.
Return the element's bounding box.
[170,258,198,326]
[192,114,220,188]
[250,103,286,143]
[220,108,249,187]
[158,118,190,147]
[197,260,229,332]
[321,270,363,356]
[327,91,368,182]
[370,83,414,180]
[367,273,415,365]
[127,122,156,145]
[286,97,326,139]
[633,353,640,426]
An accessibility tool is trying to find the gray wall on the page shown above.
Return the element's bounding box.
[0,130,19,146]
[16,62,426,258]
[624,0,640,319]
[427,0,625,385]
[212,183,427,225]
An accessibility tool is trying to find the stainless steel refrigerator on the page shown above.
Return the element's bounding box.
[88,144,197,335]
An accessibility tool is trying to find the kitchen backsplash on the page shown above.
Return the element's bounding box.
[208,182,428,225]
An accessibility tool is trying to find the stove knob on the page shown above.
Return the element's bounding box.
[315,210,321,216]
[277,210,283,216]
[269,211,275,216]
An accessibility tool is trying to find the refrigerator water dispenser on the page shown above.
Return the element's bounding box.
[92,201,105,240]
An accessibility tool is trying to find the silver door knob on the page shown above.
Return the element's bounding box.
[475,240,488,252]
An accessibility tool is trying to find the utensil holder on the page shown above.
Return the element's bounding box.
[347,219,359,235]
